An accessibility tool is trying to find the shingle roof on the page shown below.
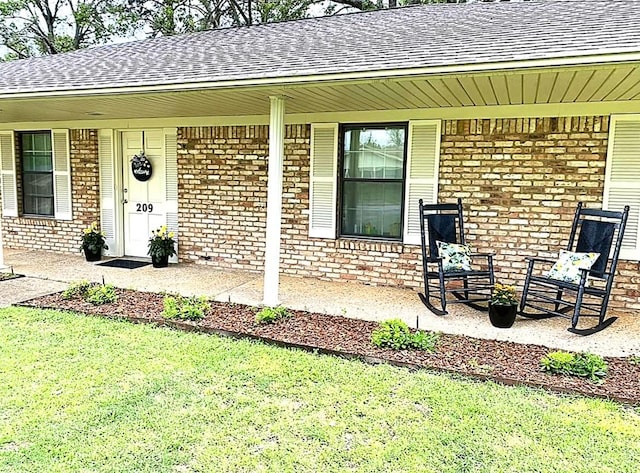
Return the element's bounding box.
[1,0,640,95]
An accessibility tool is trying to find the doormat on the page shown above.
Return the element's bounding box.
[96,259,150,269]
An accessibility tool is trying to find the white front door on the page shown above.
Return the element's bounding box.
[121,130,167,257]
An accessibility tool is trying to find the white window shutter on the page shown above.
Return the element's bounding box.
[309,123,338,238]
[164,128,179,261]
[51,129,72,220]
[403,120,440,245]
[98,129,118,255]
[604,118,640,259]
[0,131,18,217]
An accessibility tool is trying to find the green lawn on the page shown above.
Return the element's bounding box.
[1,307,639,473]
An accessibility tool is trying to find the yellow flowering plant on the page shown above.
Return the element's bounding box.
[147,226,176,259]
[81,222,108,253]
[490,283,518,306]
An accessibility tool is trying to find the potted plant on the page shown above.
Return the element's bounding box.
[81,222,107,262]
[489,282,518,328]
[148,225,176,268]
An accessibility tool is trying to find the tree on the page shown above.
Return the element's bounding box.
[0,0,137,60]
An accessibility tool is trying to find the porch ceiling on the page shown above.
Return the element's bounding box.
[2,63,640,124]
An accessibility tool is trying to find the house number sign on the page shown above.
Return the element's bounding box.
[131,152,152,182]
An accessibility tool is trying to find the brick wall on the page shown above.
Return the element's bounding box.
[439,117,637,309]
[1,119,635,311]
[178,125,424,288]
[178,117,638,311]
[2,129,100,253]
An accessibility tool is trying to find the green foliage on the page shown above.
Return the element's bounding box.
[371,319,439,351]
[61,280,92,300]
[0,0,137,60]
[62,280,117,305]
[256,305,291,324]
[540,351,608,382]
[0,272,20,281]
[86,284,118,306]
[629,355,640,366]
[162,295,210,321]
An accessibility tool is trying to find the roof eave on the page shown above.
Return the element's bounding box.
[2,51,640,100]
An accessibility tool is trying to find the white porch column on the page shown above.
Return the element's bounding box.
[263,95,286,306]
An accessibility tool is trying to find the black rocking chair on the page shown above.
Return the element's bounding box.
[418,198,495,316]
[519,202,629,336]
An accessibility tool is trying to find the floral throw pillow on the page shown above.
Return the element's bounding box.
[546,250,600,284]
[436,241,473,272]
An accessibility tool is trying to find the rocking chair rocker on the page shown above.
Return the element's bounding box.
[519,202,629,336]
[418,198,495,316]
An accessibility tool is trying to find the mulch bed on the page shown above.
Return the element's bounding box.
[21,288,640,405]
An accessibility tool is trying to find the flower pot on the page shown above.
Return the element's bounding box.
[488,303,517,328]
[83,246,102,262]
[152,255,169,268]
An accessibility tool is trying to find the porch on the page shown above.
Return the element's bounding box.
[2,248,638,357]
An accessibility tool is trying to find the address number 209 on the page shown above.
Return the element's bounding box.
[136,203,154,212]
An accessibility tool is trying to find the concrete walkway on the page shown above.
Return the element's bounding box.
[1,248,639,357]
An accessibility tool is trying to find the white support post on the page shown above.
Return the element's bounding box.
[263,95,286,306]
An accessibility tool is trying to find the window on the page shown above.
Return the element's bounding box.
[0,129,71,220]
[340,124,407,240]
[21,131,54,216]
[309,121,439,244]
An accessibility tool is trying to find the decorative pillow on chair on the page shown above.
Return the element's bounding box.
[546,250,600,284]
[436,241,473,272]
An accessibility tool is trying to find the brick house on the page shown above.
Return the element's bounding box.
[1,1,640,310]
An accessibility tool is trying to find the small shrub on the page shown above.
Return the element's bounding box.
[571,353,608,381]
[162,295,210,321]
[62,280,92,300]
[256,306,291,324]
[371,319,439,351]
[629,355,640,366]
[540,351,575,376]
[409,329,440,352]
[372,319,412,349]
[86,284,118,305]
[540,351,607,381]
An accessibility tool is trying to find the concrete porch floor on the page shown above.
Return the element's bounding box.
[1,248,639,357]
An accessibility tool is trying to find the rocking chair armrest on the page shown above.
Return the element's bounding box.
[469,252,495,262]
[525,256,556,264]
[524,256,556,271]
[470,252,495,258]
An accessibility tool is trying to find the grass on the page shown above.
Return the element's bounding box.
[1,307,639,473]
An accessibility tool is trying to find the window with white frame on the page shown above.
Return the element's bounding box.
[0,129,72,220]
[340,123,407,240]
[309,120,440,244]
[20,131,54,216]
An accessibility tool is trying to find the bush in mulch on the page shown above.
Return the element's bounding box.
[19,286,640,405]
[0,272,22,281]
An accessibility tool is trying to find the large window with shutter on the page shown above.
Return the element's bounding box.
[0,129,72,220]
[20,131,54,216]
[309,120,439,244]
[340,123,406,240]
[604,116,640,260]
